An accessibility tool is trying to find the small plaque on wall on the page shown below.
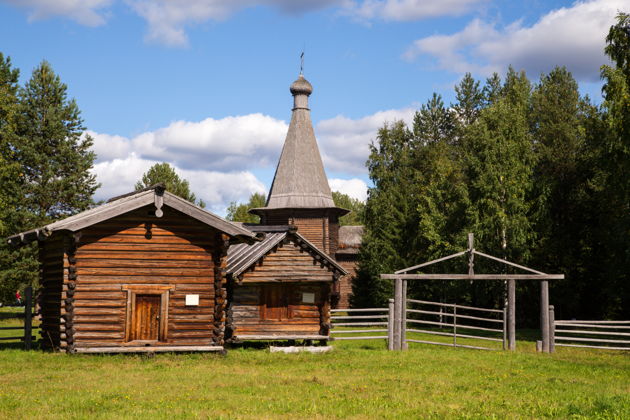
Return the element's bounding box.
[302,292,315,304]
[185,294,199,306]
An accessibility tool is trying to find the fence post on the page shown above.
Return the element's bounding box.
[401,279,408,350]
[541,280,550,353]
[508,279,516,351]
[548,305,555,354]
[502,306,508,351]
[394,277,402,351]
[453,304,457,347]
[24,286,32,351]
[388,299,395,351]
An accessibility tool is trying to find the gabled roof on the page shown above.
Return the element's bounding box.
[227,226,347,278]
[337,225,364,255]
[7,185,256,246]
[250,74,347,215]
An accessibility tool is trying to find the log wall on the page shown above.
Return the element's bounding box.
[38,235,66,350]
[228,283,329,337]
[227,238,335,338]
[261,209,339,256]
[335,254,358,309]
[67,205,223,350]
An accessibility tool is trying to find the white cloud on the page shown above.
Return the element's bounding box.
[344,0,487,22]
[329,178,368,202]
[405,0,624,81]
[316,107,416,174]
[91,153,265,215]
[2,0,112,26]
[126,0,342,46]
[90,113,287,171]
[88,106,416,213]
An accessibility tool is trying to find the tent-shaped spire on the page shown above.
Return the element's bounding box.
[258,73,336,209]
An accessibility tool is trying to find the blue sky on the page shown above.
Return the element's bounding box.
[0,0,624,214]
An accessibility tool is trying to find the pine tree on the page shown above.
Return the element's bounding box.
[225,192,266,223]
[0,53,35,303]
[453,73,484,127]
[135,162,205,208]
[16,61,99,226]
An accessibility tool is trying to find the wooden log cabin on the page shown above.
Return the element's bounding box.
[7,185,256,353]
[226,225,346,341]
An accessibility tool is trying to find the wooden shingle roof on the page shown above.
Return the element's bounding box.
[7,185,257,246]
[251,74,347,215]
[227,226,347,278]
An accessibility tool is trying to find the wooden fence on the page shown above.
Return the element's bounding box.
[550,307,630,351]
[0,286,37,350]
[330,306,392,347]
[404,299,506,351]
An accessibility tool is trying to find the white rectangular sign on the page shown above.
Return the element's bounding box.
[302,292,315,304]
[185,294,199,306]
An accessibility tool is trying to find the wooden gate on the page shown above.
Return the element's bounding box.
[404,299,506,351]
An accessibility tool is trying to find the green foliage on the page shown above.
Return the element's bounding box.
[596,12,630,318]
[0,58,98,303]
[16,61,99,224]
[135,162,205,208]
[225,192,266,223]
[331,191,365,226]
[355,20,630,321]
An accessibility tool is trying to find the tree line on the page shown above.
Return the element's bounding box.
[0,56,205,303]
[353,13,630,323]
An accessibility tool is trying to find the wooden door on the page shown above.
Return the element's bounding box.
[131,294,161,341]
[262,285,291,320]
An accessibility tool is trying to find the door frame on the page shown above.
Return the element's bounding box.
[122,284,174,343]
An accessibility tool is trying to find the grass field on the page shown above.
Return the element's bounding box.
[1,308,629,419]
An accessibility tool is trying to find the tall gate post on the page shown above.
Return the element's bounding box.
[393,277,403,350]
[24,286,33,351]
[508,279,516,351]
[541,280,550,353]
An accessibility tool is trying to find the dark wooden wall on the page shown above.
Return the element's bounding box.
[40,205,228,352]
[261,209,339,256]
[335,254,358,309]
[38,236,66,350]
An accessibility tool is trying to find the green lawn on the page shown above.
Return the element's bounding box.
[0,309,629,419]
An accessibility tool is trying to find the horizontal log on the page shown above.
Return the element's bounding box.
[77,267,214,276]
[74,331,125,339]
[76,259,213,269]
[73,315,125,323]
[381,274,564,280]
[74,345,223,353]
[78,242,212,252]
[73,300,126,308]
[406,299,504,314]
[234,335,328,340]
[80,234,214,246]
[331,336,387,341]
[71,323,122,331]
[406,328,502,342]
[70,276,214,283]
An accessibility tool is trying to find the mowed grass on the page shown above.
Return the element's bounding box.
[0,309,629,419]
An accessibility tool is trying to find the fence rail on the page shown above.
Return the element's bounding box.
[551,315,630,352]
[0,286,37,350]
[404,299,506,351]
[330,307,391,345]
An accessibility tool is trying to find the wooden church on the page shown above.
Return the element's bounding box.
[7,70,363,352]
